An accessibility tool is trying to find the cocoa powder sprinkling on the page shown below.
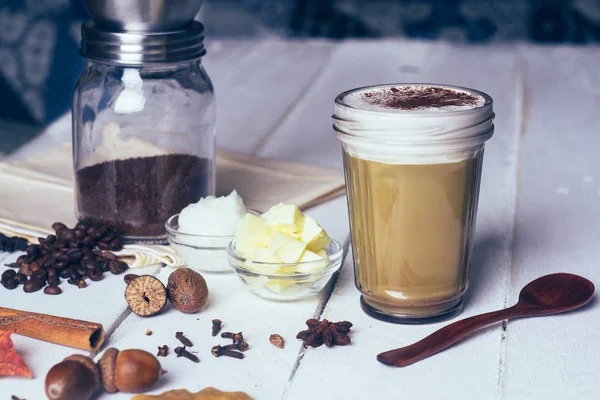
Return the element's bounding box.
[361,86,481,111]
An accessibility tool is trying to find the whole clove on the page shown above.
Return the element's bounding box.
[157,345,168,357]
[211,345,244,359]
[175,331,193,347]
[222,341,249,352]
[174,346,199,363]
[221,331,244,345]
[211,319,222,337]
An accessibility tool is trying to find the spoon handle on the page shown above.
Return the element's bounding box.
[377,306,519,367]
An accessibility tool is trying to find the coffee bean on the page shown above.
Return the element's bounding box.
[38,254,54,268]
[53,239,67,248]
[68,240,82,249]
[19,263,39,276]
[23,279,41,293]
[109,238,123,251]
[46,234,56,243]
[56,228,74,241]
[101,261,110,272]
[44,285,62,295]
[47,275,60,286]
[82,259,98,270]
[46,268,57,277]
[32,269,48,282]
[91,226,108,239]
[59,267,74,279]
[82,236,96,247]
[14,273,27,284]
[2,279,17,290]
[52,222,67,231]
[67,249,83,261]
[69,269,81,280]
[22,254,36,264]
[26,245,40,257]
[74,222,87,231]
[57,254,70,263]
[2,270,16,280]
[108,261,126,275]
[74,230,86,240]
[54,261,67,271]
[88,268,103,281]
[75,266,87,276]
[97,242,111,251]
[123,274,139,285]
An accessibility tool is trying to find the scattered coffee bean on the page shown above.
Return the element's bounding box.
[88,268,103,281]
[2,270,16,280]
[124,274,139,285]
[32,269,48,282]
[23,279,41,293]
[13,273,27,284]
[59,267,73,278]
[67,278,79,286]
[2,279,17,290]
[52,222,67,231]
[44,285,62,295]
[47,275,60,286]
[75,266,87,276]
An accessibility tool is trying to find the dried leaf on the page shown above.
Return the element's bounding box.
[131,387,253,399]
[0,330,32,378]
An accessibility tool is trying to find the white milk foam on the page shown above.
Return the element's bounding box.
[334,84,494,165]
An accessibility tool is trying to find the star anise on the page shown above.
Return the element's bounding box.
[296,318,353,348]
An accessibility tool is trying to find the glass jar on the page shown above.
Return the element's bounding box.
[73,60,215,242]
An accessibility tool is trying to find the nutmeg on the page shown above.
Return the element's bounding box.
[125,275,168,317]
[45,355,100,400]
[167,268,209,313]
[99,348,162,393]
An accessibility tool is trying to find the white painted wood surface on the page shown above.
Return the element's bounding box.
[0,40,599,400]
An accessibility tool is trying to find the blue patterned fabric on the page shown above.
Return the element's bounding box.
[0,0,86,126]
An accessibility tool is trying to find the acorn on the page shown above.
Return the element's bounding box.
[124,275,167,317]
[98,348,162,393]
[45,355,100,400]
[167,267,209,313]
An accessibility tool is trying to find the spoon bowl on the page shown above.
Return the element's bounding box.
[518,273,595,312]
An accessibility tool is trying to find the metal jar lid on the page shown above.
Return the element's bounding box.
[80,20,206,66]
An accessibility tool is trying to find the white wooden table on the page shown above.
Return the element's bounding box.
[1,39,599,400]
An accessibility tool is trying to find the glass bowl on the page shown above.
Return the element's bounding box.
[227,239,343,301]
[165,214,234,273]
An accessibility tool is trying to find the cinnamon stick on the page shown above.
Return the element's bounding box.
[0,307,104,351]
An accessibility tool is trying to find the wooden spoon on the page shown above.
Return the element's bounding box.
[377,273,594,367]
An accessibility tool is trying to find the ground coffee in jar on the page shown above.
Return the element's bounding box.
[77,154,211,238]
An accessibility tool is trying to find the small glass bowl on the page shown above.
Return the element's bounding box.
[227,239,343,301]
[165,214,234,273]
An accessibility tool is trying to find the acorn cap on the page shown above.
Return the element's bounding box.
[63,354,100,389]
[98,347,119,393]
[125,275,167,317]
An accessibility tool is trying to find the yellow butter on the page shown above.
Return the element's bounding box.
[300,217,331,252]
[235,213,269,257]
[265,279,296,293]
[268,233,306,263]
[297,249,328,274]
[263,203,305,234]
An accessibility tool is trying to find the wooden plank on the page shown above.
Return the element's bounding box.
[500,46,600,399]
[211,39,335,153]
[282,40,522,400]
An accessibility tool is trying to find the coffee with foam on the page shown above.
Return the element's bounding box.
[334,84,494,322]
[334,84,493,165]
